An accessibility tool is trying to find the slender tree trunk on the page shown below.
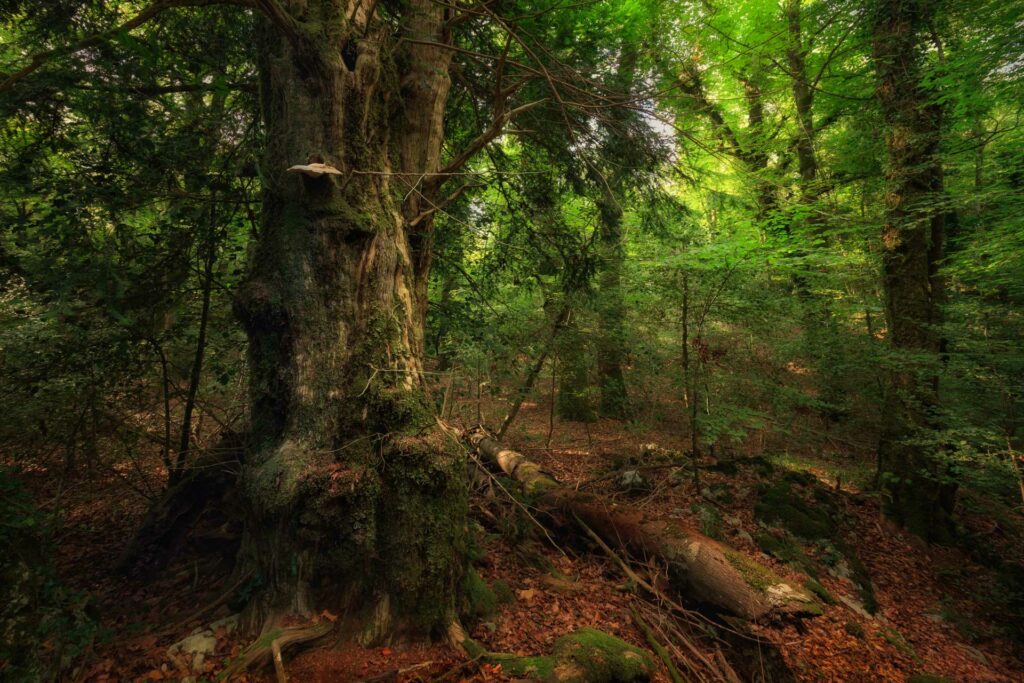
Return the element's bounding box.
[740,74,778,223]
[871,0,955,540]
[595,195,631,419]
[681,272,700,461]
[786,0,817,194]
[434,270,458,371]
[233,1,466,640]
[172,210,216,484]
[785,0,844,420]
[498,301,572,439]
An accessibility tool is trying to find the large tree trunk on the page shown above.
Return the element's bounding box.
[232,1,466,641]
[871,0,955,540]
[593,50,636,420]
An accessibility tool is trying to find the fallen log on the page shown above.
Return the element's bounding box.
[466,429,821,621]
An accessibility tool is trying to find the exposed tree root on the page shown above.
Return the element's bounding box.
[217,620,333,682]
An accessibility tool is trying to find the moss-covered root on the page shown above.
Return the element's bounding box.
[461,628,655,683]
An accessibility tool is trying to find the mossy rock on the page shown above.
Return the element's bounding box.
[755,529,819,578]
[754,478,834,540]
[844,620,865,639]
[844,549,879,614]
[707,459,739,475]
[754,477,878,615]
[745,456,776,477]
[804,577,836,605]
[695,503,724,540]
[708,481,735,505]
[490,628,655,682]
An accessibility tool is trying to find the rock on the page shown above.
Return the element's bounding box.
[838,594,874,619]
[493,628,655,682]
[619,470,648,492]
[957,644,989,665]
[209,614,239,635]
[829,559,852,581]
[168,630,217,673]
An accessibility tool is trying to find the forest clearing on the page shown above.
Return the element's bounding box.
[1,0,1023,681]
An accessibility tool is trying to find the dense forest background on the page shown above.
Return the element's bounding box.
[1,0,1023,681]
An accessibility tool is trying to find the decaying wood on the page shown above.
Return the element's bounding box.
[466,429,821,621]
[219,621,333,681]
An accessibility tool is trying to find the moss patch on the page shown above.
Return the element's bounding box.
[754,477,834,540]
[723,546,782,592]
[482,628,654,682]
[755,530,818,577]
[461,568,499,621]
[881,626,918,661]
[804,577,836,605]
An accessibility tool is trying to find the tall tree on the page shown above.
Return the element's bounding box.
[593,44,644,420]
[871,0,955,539]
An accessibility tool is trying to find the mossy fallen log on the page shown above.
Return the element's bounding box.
[467,430,821,621]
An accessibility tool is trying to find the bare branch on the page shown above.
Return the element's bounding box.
[435,98,546,179]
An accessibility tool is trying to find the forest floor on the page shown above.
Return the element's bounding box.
[27,397,1024,682]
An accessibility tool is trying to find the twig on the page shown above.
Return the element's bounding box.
[438,420,567,556]
[631,606,685,683]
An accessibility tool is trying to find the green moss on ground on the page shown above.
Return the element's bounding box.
[476,628,655,682]
[755,530,819,577]
[754,477,834,540]
[881,626,918,660]
[804,577,836,605]
[492,579,515,604]
[844,620,865,639]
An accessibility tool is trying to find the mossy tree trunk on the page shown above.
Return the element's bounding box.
[871,0,955,540]
[593,48,639,421]
[232,0,466,641]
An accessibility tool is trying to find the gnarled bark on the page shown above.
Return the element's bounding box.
[232,0,467,641]
[467,431,821,621]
